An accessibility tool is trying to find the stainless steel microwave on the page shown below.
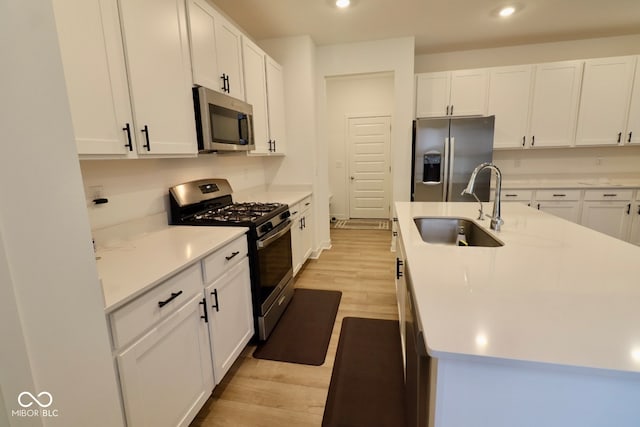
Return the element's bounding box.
[193,86,255,152]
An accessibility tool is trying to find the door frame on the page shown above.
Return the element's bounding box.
[345,113,393,219]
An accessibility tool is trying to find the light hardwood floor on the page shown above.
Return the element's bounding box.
[190,228,398,427]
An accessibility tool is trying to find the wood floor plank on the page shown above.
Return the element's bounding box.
[191,228,397,426]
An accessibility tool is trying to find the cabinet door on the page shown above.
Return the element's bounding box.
[266,57,287,154]
[187,0,220,91]
[214,17,245,100]
[243,39,271,154]
[536,201,581,224]
[449,69,488,117]
[488,65,533,149]
[300,205,313,261]
[576,56,636,146]
[529,61,583,148]
[581,201,632,240]
[119,0,197,155]
[290,207,303,276]
[52,0,135,156]
[416,72,450,118]
[205,259,253,384]
[629,203,640,246]
[626,58,640,145]
[117,294,213,427]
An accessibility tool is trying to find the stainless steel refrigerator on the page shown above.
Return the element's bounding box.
[411,116,495,202]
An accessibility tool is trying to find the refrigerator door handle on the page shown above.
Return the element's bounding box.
[442,137,450,201]
[447,137,455,201]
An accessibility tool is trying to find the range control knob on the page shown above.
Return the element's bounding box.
[260,222,273,235]
[280,211,291,220]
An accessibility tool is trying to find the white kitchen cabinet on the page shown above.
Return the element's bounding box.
[499,189,533,206]
[626,59,640,145]
[534,190,581,223]
[528,60,583,148]
[575,56,637,147]
[52,0,136,157]
[416,69,488,118]
[243,39,287,155]
[116,293,213,427]
[204,255,253,384]
[395,228,407,373]
[187,0,244,100]
[581,190,633,240]
[291,196,313,275]
[487,65,534,149]
[628,192,640,246]
[119,0,197,156]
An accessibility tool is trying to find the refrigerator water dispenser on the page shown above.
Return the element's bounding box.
[423,152,441,183]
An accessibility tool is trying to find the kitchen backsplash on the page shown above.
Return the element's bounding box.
[493,145,640,181]
[81,155,272,230]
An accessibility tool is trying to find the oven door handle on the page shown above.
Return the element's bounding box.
[257,220,292,250]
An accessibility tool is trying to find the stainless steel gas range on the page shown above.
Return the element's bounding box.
[169,179,293,341]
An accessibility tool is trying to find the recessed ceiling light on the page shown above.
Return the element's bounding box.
[499,6,516,17]
[336,0,350,8]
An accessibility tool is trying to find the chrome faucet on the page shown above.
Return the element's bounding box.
[461,162,504,231]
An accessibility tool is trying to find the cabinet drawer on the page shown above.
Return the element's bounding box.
[535,189,581,201]
[111,263,203,349]
[202,235,248,284]
[500,190,532,201]
[583,189,633,201]
[290,196,312,217]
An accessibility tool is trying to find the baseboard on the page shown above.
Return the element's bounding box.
[310,239,332,259]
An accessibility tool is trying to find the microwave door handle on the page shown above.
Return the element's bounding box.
[257,220,292,250]
[238,113,248,145]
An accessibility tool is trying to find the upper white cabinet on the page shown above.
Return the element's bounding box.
[187,0,244,100]
[53,0,136,157]
[487,65,534,149]
[54,0,198,157]
[243,39,287,155]
[416,69,488,118]
[575,56,637,147]
[118,0,198,156]
[528,60,584,148]
[626,59,640,145]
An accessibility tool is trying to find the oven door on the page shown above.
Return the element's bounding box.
[256,220,293,315]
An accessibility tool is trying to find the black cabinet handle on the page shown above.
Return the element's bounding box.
[553,194,567,197]
[617,132,622,143]
[225,251,240,261]
[505,194,518,197]
[225,75,230,93]
[522,136,525,147]
[627,203,631,215]
[396,258,403,279]
[220,73,228,92]
[158,290,182,308]
[302,216,306,228]
[141,125,151,151]
[637,205,640,215]
[211,289,219,312]
[603,194,617,197]
[273,139,276,152]
[268,140,273,152]
[537,203,541,210]
[123,123,133,151]
[531,135,535,147]
[393,217,398,222]
[450,105,454,115]
[199,298,208,323]
[392,231,398,237]
[446,105,449,115]
[629,132,633,143]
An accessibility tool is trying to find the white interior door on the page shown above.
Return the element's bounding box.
[348,116,391,219]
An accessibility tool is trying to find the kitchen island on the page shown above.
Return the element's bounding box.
[395,201,640,427]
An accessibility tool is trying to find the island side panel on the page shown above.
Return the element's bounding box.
[432,356,640,427]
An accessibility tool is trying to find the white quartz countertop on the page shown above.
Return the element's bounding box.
[395,201,640,376]
[97,226,247,313]
[500,178,640,189]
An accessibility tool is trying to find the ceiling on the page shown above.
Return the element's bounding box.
[210,0,640,54]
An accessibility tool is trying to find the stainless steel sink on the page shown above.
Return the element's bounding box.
[413,217,504,247]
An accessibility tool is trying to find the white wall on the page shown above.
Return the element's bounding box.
[415,34,640,73]
[317,38,416,224]
[326,73,395,219]
[259,36,325,249]
[0,1,123,425]
[80,155,269,230]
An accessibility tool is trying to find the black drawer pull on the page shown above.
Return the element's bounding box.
[211,289,219,312]
[629,132,633,143]
[522,136,525,147]
[552,194,567,197]
[123,123,133,151]
[158,290,183,308]
[603,194,617,197]
[505,194,518,197]
[141,125,151,151]
[531,135,535,146]
[225,251,240,261]
[627,204,631,215]
[617,132,622,143]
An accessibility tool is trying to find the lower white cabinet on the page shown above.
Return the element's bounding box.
[291,196,313,275]
[580,190,633,240]
[117,293,214,427]
[534,190,581,223]
[204,257,253,384]
[500,189,533,206]
[628,200,640,246]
